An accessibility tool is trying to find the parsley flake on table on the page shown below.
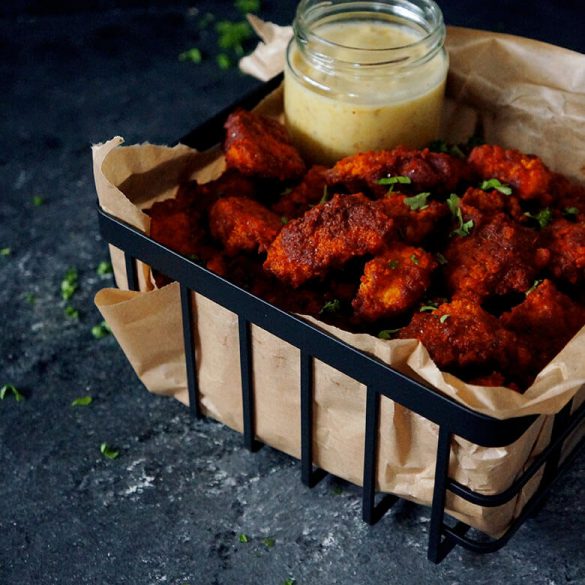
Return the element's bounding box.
[60,267,79,301]
[216,20,253,57]
[0,247,11,257]
[403,192,431,211]
[96,260,113,276]
[0,383,25,402]
[179,47,203,63]
[32,195,44,206]
[216,53,232,70]
[71,396,93,407]
[100,442,120,460]
[65,305,80,319]
[262,537,275,548]
[23,292,36,305]
[479,178,513,195]
[238,533,249,543]
[282,578,296,585]
[91,320,112,339]
[235,0,261,13]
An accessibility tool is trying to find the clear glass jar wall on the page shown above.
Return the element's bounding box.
[284,0,449,165]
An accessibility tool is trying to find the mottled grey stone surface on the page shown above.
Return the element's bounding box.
[1,2,584,584]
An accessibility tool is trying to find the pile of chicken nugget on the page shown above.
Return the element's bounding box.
[146,108,585,392]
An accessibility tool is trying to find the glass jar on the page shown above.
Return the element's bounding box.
[284,0,449,166]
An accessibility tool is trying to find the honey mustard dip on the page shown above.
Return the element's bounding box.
[284,0,449,166]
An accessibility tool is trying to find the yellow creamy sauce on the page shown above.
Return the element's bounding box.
[284,20,448,165]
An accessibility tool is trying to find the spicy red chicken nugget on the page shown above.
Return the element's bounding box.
[500,279,585,375]
[377,194,448,244]
[209,195,282,256]
[539,218,585,285]
[468,144,553,205]
[272,164,329,220]
[224,109,306,181]
[326,146,471,198]
[444,213,549,300]
[264,193,393,287]
[397,298,531,379]
[352,243,437,322]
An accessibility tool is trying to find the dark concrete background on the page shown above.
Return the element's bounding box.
[1,1,584,584]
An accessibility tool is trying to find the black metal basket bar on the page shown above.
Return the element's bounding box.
[97,206,584,563]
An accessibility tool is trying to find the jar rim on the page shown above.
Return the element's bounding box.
[293,0,445,67]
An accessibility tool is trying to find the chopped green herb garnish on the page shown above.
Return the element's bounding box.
[320,299,342,315]
[100,442,120,460]
[564,206,579,218]
[179,47,203,63]
[0,383,25,402]
[60,267,78,301]
[235,0,261,13]
[280,216,289,225]
[65,305,79,319]
[187,254,201,263]
[419,303,438,312]
[439,314,450,324]
[435,252,448,265]
[96,261,113,276]
[283,579,296,585]
[377,328,402,340]
[32,195,44,206]
[319,185,329,205]
[198,12,215,29]
[216,20,253,57]
[525,279,543,296]
[447,194,474,237]
[239,533,249,543]
[378,175,411,193]
[71,396,93,407]
[0,247,11,257]
[262,537,276,548]
[479,178,512,195]
[91,321,112,339]
[524,208,552,228]
[427,139,466,159]
[410,254,420,265]
[216,53,232,70]
[332,485,344,495]
[403,192,431,211]
[23,292,36,304]
[387,259,399,270]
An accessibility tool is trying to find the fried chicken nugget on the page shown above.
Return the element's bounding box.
[539,218,585,285]
[397,298,531,380]
[209,195,282,256]
[326,146,471,198]
[500,279,585,376]
[264,193,393,287]
[376,194,449,244]
[444,213,549,300]
[272,164,329,220]
[224,109,306,181]
[459,186,525,227]
[352,243,437,322]
[468,144,553,205]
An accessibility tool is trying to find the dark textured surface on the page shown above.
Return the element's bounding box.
[1,2,584,584]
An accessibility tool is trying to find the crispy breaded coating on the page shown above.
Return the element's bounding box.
[444,213,549,300]
[224,109,306,181]
[468,144,553,205]
[397,298,531,377]
[147,198,202,257]
[500,279,585,376]
[352,244,437,322]
[326,146,471,198]
[272,164,329,220]
[539,219,585,285]
[459,186,526,227]
[209,195,282,256]
[264,193,393,287]
[377,194,449,244]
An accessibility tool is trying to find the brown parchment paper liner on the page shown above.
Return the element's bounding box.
[93,26,585,537]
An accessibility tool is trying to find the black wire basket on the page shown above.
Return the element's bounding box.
[96,74,585,563]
